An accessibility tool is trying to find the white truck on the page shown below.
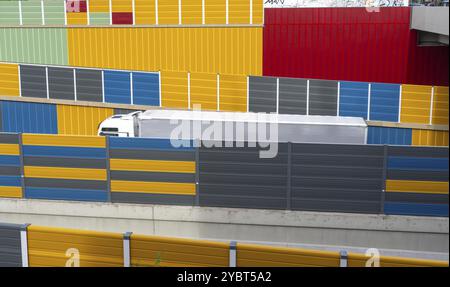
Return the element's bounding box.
[97,109,368,145]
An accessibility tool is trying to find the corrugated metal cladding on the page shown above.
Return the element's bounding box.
[412,130,449,147]
[291,144,384,214]
[56,105,114,136]
[133,72,160,106]
[400,85,432,124]
[369,83,400,122]
[279,77,307,115]
[432,86,449,126]
[0,133,22,199]
[308,80,338,116]
[27,225,123,267]
[75,68,103,102]
[367,127,412,146]
[48,67,75,100]
[0,101,58,134]
[104,71,131,104]
[68,27,262,75]
[339,81,369,119]
[263,7,449,86]
[23,134,109,202]
[249,76,277,113]
[131,234,229,267]
[109,137,196,205]
[0,0,263,26]
[0,63,20,97]
[236,243,340,267]
[385,146,448,217]
[0,223,22,267]
[20,65,47,99]
[0,28,68,65]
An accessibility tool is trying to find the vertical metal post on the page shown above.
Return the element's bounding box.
[195,146,200,206]
[398,85,402,123]
[41,0,45,25]
[19,0,23,26]
[101,70,105,103]
[132,0,135,25]
[123,232,132,267]
[339,250,348,267]
[286,142,292,210]
[20,224,31,267]
[86,0,91,25]
[246,76,250,112]
[18,133,25,196]
[130,72,134,105]
[306,80,310,115]
[45,66,49,99]
[367,83,371,121]
[380,145,388,215]
[336,81,340,116]
[429,86,434,125]
[178,0,182,25]
[158,71,162,107]
[109,0,113,25]
[73,69,77,101]
[155,0,159,25]
[202,0,205,25]
[18,65,22,97]
[64,0,67,26]
[106,136,112,202]
[225,0,229,25]
[229,241,237,267]
[249,0,253,25]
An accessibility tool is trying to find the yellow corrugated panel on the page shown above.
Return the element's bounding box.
[67,12,88,25]
[57,105,114,136]
[229,0,250,24]
[110,159,195,173]
[182,0,202,25]
[161,70,189,108]
[432,86,449,125]
[348,252,449,267]
[27,225,123,267]
[24,166,107,181]
[131,234,229,267]
[0,144,20,155]
[400,84,432,124]
[111,180,196,195]
[135,0,156,24]
[158,0,178,24]
[219,74,247,112]
[0,186,22,198]
[67,27,263,75]
[0,63,19,97]
[111,0,132,12]
[252,0,263,25]
[22,134,106,148]
[205,0,226,24]
[412,129,449,147]
[89,0,110,12]
[236,243,340,267]
[190,72,217,110]
[386,180,449,195]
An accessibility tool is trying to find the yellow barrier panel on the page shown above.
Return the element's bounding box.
[229,0,250,24]
[110,159,195,173]
[220,74,247,112]
[400,85,432,124]
[135,0,156,24]
[131,234,229,267]
[205,0,226,24]
[57,105,114,136]
[182,0,202,25]
[22,134,106,148]
[0,63,20,97]
[412,130,449,147]
[0,143,20,156]
[236,243,340,267]
[161,70,189,109]
[432,86,449,125]
[348,253,449,267]
[111,180,196,195]
[27,226,123,267]
[386,180,449,195]
[158,0,179,24]
[0,186,22,198]
[112,0,133,13]
[67,12,88,25]
[24,166,107,181]
[90,0,110,13]
[190,72,218,110]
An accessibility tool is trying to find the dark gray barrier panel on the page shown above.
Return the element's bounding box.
[199,143,289,210]
[248,76,277,113]
[290,143,384,214]
[48,67,75,100]
[75,69,103,102]
[0,222,22,267]
[279,78,307,115]
[20,65,47,98]
[308,79,338,116]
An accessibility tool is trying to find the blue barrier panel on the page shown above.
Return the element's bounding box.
[367,127,412,146]
[104,71,131,104]
[369,83,400,122]
[339,81,369,119]
[132,72,160,106]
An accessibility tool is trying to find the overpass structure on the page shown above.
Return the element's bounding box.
[411,6,449,45]
[0,198,448,262]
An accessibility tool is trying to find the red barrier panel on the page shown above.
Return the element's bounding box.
[263,7,449,86]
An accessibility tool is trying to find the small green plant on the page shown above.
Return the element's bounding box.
[154,252,162,267]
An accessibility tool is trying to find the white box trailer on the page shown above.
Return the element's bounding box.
[98,110,368,145]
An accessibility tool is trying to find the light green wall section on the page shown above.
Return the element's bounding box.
[0,1,20,25]
[22,0,43,25]
[0,28,68,65]
[44,0,66,25]
[89,12,110,25]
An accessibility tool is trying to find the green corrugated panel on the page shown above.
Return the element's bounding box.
[0,1,20,25]
[22,0,43,25]
[44,0,66,25]
[0,28,68,65]
[90,12,110,25]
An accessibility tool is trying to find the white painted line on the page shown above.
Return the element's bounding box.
[155,0,159,25]
[306,80,310,115]
[41,0,45,25]
[18,0,23,25]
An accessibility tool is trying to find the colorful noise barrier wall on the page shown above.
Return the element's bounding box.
[0,0,264,26]
[0,222,448,267]
[1,62,449,126]
[0,133,448,217]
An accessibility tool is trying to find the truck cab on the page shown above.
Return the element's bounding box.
[97,111,141,137]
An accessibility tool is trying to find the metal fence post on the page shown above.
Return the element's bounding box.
[20,223,31,267]
[195,146,200,206]
[286,142,292,210]
[339,250,348,267]
[123,232,133,267]
[229,241,237,267]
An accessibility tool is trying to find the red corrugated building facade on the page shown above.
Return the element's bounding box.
[263,7,449,86]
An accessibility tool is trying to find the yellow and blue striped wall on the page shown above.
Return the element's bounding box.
[367,127,448,147]
[0,133,22,198]
[22,134,108,202]
[109,137,197,205]
[385,146,449,217]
